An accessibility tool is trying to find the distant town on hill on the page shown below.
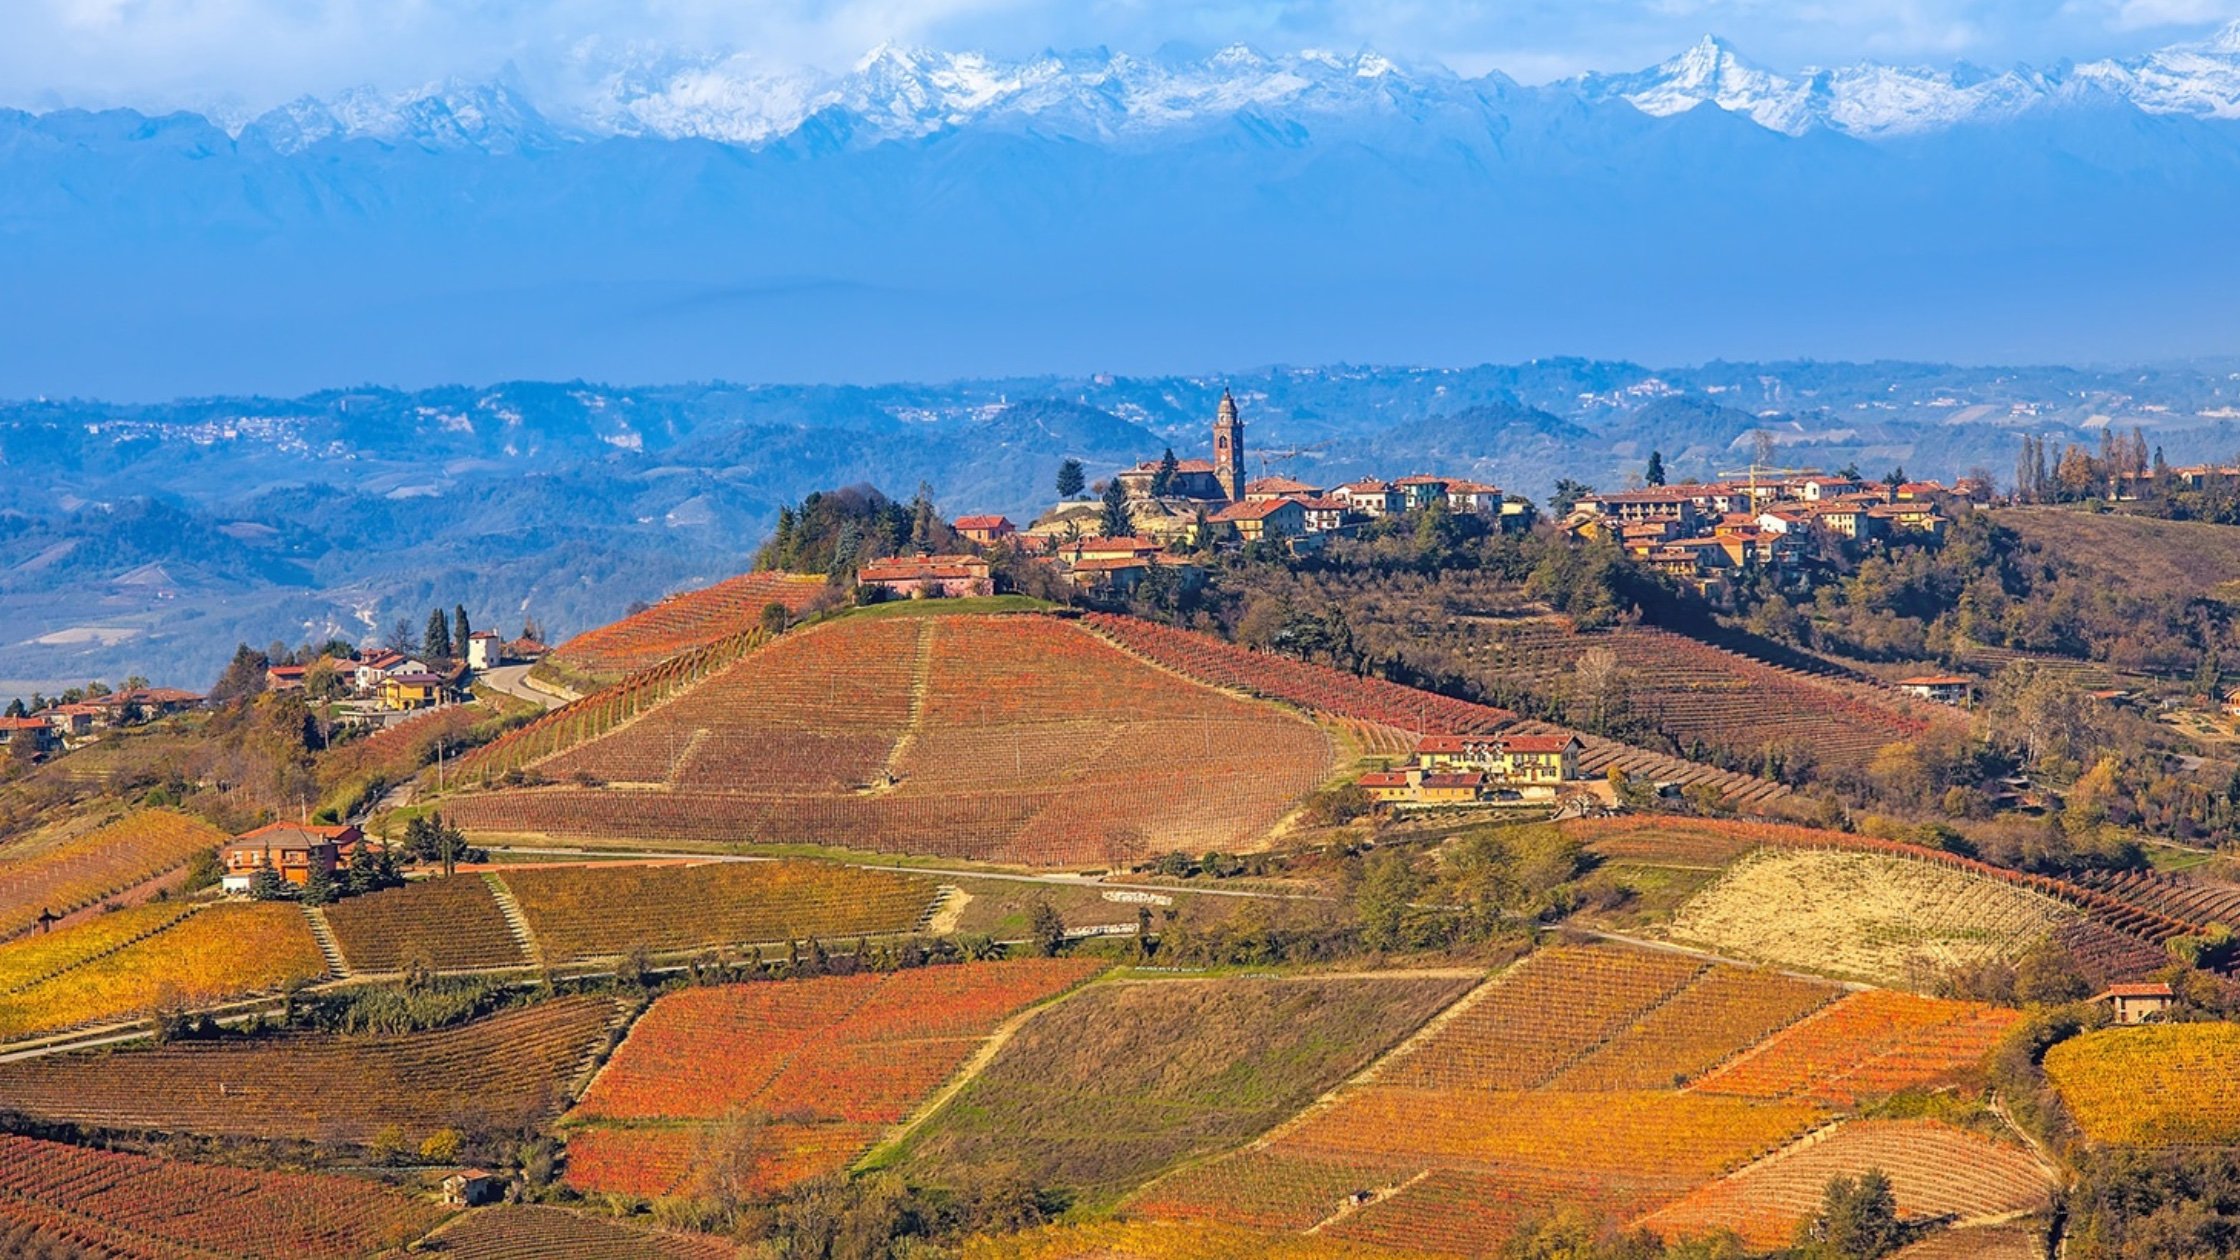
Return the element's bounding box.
[5,356,2240,695]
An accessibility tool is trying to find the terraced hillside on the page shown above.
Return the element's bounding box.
[563,960,1102,1199]
[900,972,1473,1201]
[1083,613,1791,807]
[1640,1118,2056,1249]
[1564,815,2193,978]
[0,902,325,1042]
[446,612,1341,866]
[544,570,828,683]
[1462,620,1955,772]
[0,1134,446,1259]
[0,995,620,1146]
[1666,848,2073,986]
[1129,946,2017,1254]
[0,809,226,941]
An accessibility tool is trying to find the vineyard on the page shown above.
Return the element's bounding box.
[1129,945,1996,1253]
[1665,849,2073,986]
[0,1133,447,1259]
[2044,1023,2240,1146]
[1565,815,2197,964]
[447,614,1341,867]
[497,860,935,963]
[565,960,1101,1198]
[315,703,511,816]
[422,1204,736,1259]
[544,570,828,682]
[322,874,529,973]
[1460,622,1953,772]
[1638,1118,2057,1249]
[0,902,197,993]
[0,903,325,1042]
[899,974,1473,1197]
[1080,612,1788,807]
[0,809,226,941]
[965,1221,1438,1260]
[1689,988,2019,1106]
[0,994,618,1145]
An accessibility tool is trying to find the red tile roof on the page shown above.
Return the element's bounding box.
[1358,771,1411,788]
[2099,983,2175,999]
[1898,675,1973,687]
[1418,772,1485,789]
[1501,734,1579,755]
[1211,499,1301,523]
[952,514,1013,531]
[1246,477,1321,495]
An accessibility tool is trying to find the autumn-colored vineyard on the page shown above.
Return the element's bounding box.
[1131,945,2009,1254]
[455,622,777,783]
[2045,1023,2240,1146]
[0,994,618,1146]
[1080,612,1787,805]
[322,873,529,973]
[1466,623,1951,772]
[422,1204,736,1260]
[1639,1119,2056,1249]
[545,570,827,682]
[1689,988,2019,1107]
[0,902,197,994]
[497,860,935,963]
[565,960,1100,1198]
[0,809,226,941]
[0,903,325,1042]
[964,1221,1443,1260]
[447,614,1340,866]
[0,1133,446,1259]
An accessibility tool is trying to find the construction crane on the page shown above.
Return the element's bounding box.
[1715,462,1820,509]
[1257,442,1328,480]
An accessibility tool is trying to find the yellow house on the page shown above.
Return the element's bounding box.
[1495,734,1581,784]
[379,671,444,711]
[1357,770,1415,803]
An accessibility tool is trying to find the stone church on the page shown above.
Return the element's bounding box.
[1114,390,1247,503]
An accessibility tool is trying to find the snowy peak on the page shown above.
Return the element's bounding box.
[173,27,2240,155]
[242,80,561,154]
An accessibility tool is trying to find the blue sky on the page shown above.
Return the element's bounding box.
[8,0,2240,112]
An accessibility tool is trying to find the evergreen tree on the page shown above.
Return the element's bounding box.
[1056,458,1086,500]
[453,605,471,656]
[3,699,23,719]
[345,842,380,896]
[1027,898,1068,957]
[1644,450,1666,486]
[209,644,270,703]
[1098,478,1132,538]
[248,865,289,901]
[300,861,336,907]
[1150,448,1179,497]
[424,609,453,661]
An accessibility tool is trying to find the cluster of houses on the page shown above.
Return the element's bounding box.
[264,634,547,714]
[0,686,206,756]
[1358,731,1586,807]
[860,392,1532,600]
[1564,473,1983,598]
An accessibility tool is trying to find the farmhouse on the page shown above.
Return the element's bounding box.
[220,822,366,892]
[0,717,56,755]
[464,630,504,672]
[1362,732,1586,807]
[1897,675,1974,706]
[380,672,446,711]
[442,1170,506,1207]
[952,514,1016,545]
[859,554,995,599]
[2094,982,2176,1025]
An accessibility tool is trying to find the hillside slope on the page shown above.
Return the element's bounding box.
[442,609,1341,866]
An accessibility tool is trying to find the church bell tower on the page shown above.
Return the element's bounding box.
[1213,389,1245,502]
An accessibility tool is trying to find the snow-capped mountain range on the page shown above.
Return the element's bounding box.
[204,24,2240,154]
